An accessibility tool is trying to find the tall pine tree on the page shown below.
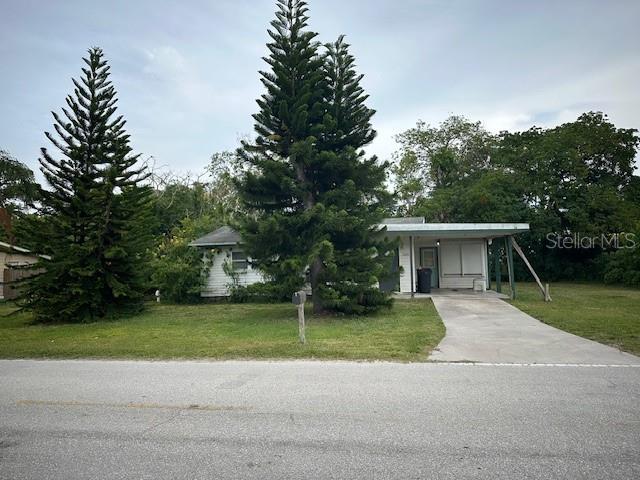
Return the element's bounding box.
[236,0,327,310]
[21,48,153,322]
[237,1,395,314]
[314,35,395,313]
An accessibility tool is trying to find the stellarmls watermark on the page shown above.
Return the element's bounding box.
[546,233,636,249]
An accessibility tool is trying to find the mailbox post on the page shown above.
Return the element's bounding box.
[292,291,306,344]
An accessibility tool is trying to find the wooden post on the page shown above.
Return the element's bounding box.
[511,237,552,302]
[506,236,515,300]
[292,291,307,344]
[297,304,305,344]
[494,240,502,293]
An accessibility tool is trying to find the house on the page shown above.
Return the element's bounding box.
[190,219,530,298]
[189,226,264,297]
[0,241,46,300]
[382,217,530,292]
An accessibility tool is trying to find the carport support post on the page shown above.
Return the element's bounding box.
[486,241,491,290]
[409,235,415,297]
[506,236,516,300]
[494,240,502,293]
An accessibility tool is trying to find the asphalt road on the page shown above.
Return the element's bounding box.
[1,359,639,479]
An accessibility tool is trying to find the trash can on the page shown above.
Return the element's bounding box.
[417,268,432,293]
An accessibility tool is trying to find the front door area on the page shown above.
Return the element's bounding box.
[419,247,439,288]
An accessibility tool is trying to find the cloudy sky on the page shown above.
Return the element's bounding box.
[1,0,639,178]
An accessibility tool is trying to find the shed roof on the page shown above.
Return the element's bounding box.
[189,226,241,247]
[0,241,33,254]
[382,217,425,224]
[0,241,51,259]
[382,222,529,238]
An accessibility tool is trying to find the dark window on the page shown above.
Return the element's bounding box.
[231,251,248,271]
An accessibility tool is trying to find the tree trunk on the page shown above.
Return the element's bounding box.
[295,162,325,314]
[310,257,324,314]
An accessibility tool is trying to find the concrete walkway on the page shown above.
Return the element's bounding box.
[394,289,509,300]
[429,297,640,364]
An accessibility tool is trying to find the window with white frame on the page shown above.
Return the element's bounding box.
[231,250,248,271]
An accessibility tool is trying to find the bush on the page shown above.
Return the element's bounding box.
[228,282,292,304]
[228,280,394,314]
[151,216,217,303]
[602,228,640,287]
[321,284,393,315]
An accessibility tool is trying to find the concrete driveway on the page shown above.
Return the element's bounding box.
[429,297,640,364]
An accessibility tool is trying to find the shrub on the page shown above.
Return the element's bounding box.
[321,284,393,315]
[602,227,640,287]
[151,216,217,303]
[228,282,292,304]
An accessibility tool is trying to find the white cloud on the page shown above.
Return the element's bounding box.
[2,0,639,175]
[141,45,258,115]
[368,57,640,168]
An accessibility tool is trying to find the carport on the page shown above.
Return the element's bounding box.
[382,219,539,299]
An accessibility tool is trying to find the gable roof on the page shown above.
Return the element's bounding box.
[189,226,241,247]
[0,241,51,259]
[189,219,530,247]
[0,241,33,254]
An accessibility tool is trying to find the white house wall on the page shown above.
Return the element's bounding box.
[397,236,488,292]
[0,251,40,300]
[201,247,263,297]
[398,238,412,293]
[203,238,489,297]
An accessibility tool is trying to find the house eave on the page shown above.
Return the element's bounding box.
[189,241,240,247]
[0,241,51,259]
[381,223,530,238]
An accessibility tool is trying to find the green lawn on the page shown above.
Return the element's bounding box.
[0,300,444,361]
[509,282,640,355]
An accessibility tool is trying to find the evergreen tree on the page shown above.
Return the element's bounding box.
[314,36,394,313]
[21,48,153,322]
[236,1,394,314]
[235,0,326,310]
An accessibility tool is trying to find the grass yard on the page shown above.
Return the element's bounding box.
[509,282,640,355]
[0,300,444,361]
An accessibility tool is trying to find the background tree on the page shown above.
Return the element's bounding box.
[20,47,153,322]
[207,150,244,220]
[149,151,241,303]
[0,150,40,242]
[148,151,242,236]
[236,0,394,313]
[150,214,218,303]
[495,112,637,237]
[392,111,639,284]
[601,222,640,286]
[392,116,494,215]
[493,112,638,280]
